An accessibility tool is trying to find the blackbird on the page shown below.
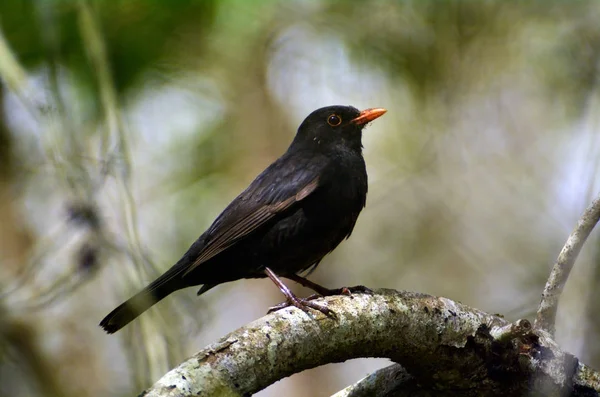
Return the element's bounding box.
[100,105,386,333]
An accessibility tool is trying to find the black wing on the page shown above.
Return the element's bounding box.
[182,151,326,276]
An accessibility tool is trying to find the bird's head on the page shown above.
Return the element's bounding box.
[293,105,386,153]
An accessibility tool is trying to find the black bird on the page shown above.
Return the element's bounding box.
[100,105,386,333]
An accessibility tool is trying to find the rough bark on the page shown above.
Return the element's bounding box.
[141,290,600,397]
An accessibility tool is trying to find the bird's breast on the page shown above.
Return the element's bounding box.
[259,173,366,275]
[301,157,367,236]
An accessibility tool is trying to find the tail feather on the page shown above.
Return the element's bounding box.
[99,281,176,334]
[100,245,206,333]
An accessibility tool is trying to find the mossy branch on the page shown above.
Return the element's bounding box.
[141,290,600,396]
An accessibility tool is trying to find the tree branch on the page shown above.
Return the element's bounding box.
[141,290,600,396]
[535,195,600,336]
[330,364,416,397]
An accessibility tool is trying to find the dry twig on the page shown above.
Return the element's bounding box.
[535,196,600,336]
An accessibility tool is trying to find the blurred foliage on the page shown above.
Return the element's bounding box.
[0,0,217,117]
[1,1,600,396]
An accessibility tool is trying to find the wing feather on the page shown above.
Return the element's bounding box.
[182,177,319,276]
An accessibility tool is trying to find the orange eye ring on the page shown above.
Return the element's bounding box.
[327,114,342,127]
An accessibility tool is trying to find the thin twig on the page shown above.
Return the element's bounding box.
[535,195,600,336]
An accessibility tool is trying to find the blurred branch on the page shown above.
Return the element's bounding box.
[77,0,127,165]
[581,236,600,368]
[0,24,28,93]
[77,0,181,386]
[76,0,155,278]
[0,23,42,122]
[141,290,599,397]
[330,364,416,397]
[535,195,600,336]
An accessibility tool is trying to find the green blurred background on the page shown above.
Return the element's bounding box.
[1,1,600,396]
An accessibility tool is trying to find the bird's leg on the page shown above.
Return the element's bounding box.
[264,267,335,317]
[287,274,373,297]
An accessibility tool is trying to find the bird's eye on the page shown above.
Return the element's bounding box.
[327,114,342,127]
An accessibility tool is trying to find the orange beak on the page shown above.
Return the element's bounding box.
[351,108,387,125]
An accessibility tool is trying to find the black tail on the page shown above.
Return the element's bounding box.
[99,279,179,334]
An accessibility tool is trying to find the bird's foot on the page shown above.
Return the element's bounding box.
[267,295,336,318]
[264,267,337,318]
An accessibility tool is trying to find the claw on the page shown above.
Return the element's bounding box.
[267,295,336,318]
[264,267,337,318]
